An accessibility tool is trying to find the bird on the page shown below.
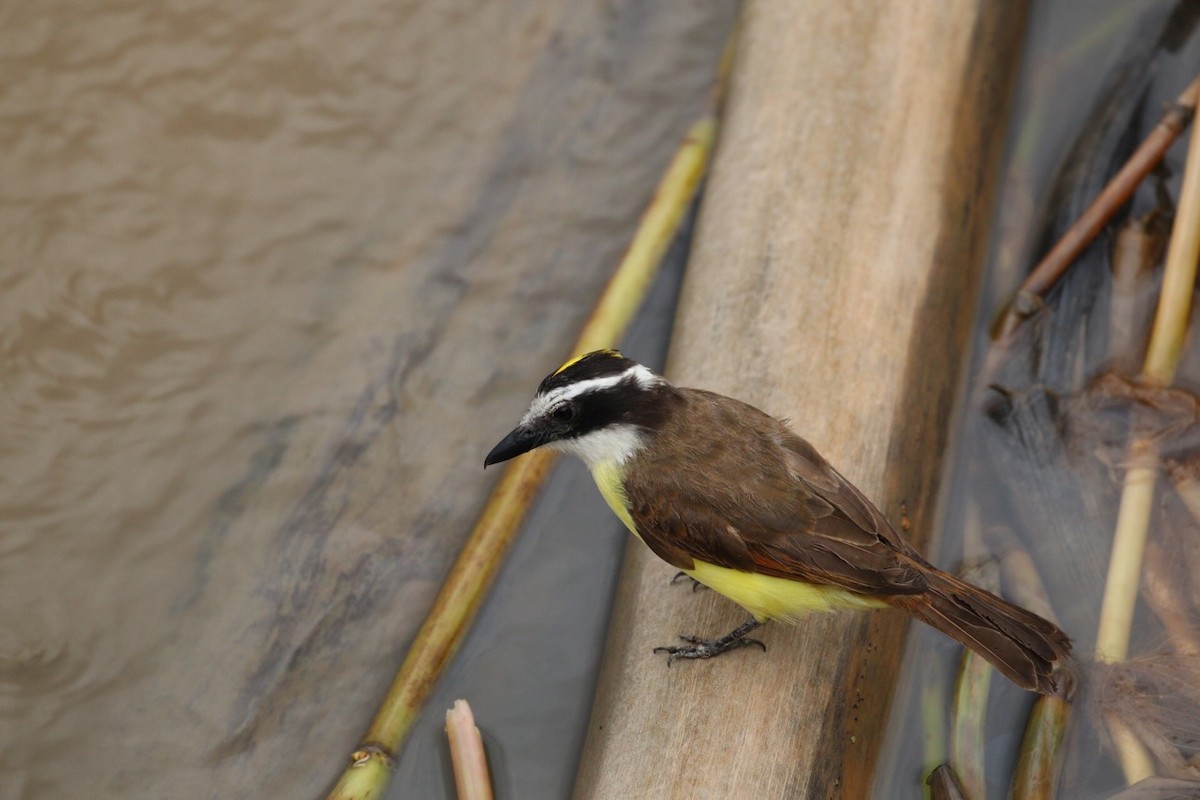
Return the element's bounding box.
[484,349,1073,695]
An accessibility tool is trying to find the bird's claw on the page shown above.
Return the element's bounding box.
[653,634,767,666]
[669,572,706,592]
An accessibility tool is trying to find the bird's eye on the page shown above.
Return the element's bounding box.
[550,403,575,422]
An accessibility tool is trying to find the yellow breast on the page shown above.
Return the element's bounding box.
[590,460,640,539]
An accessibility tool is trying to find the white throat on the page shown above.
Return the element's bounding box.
[550,424,646,468]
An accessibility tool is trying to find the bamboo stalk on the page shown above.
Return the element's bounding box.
[949,557,999,800]
[1094,75,1200,785]
[997,541,1071,800]
[1142,135,1200,386]
[445,700,494,800]
[1096,449,1161,664]
[922,663,949,793]
[1095,101,1200,652]
[950,650,991,800]
[1011,696,1071,800]
[324,109,720,800]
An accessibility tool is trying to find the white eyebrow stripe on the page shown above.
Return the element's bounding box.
[522,364,658,423]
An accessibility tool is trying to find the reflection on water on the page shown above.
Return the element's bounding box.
[0,1,736,796]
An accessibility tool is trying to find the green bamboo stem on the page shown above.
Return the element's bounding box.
[1094,72,1200,786]
[922,658,949,800]
[950,559,999,800]
[1096,448,1161,665]
[1011,695,1071,800]
[950,650,991,800]
[324,109,720,800]
[997,542,1071,800]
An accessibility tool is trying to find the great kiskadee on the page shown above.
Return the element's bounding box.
[485,350,1072,695]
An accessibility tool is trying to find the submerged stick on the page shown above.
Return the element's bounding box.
[324,110,721,800]
[927,764,969,800]
[1167,459,1200,525]
[1140,537,1200,657]
[1165,459,1200,609]
[1094,73,1200,785]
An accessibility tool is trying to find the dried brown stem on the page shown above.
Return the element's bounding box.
[995,75,1198,343]
[927,763,969,800]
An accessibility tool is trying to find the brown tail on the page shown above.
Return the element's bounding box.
[891,569,1074,696]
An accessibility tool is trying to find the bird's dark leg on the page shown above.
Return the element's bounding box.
[669,571,707,592]
[653,618,766,666]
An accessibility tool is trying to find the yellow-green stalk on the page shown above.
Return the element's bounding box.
[948,514,996,800]
[1094,73,1200,785]
[1011,696,1071,800]
[325,78,725,800]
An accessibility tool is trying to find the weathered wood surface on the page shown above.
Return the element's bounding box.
[573,3,1028,798]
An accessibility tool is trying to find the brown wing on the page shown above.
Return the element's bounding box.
[622,388,928,596]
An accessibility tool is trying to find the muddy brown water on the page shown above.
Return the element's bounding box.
[0,2,736,797]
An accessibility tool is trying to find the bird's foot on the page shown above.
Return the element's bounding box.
[669,571,707,592]
[653,619,765,666]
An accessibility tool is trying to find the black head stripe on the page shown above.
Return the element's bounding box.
[568,374,680,438]
[537,350,639,396]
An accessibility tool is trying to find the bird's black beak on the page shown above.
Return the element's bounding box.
[484,424,545,468]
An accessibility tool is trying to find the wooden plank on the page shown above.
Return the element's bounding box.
[573,2,1028,797]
